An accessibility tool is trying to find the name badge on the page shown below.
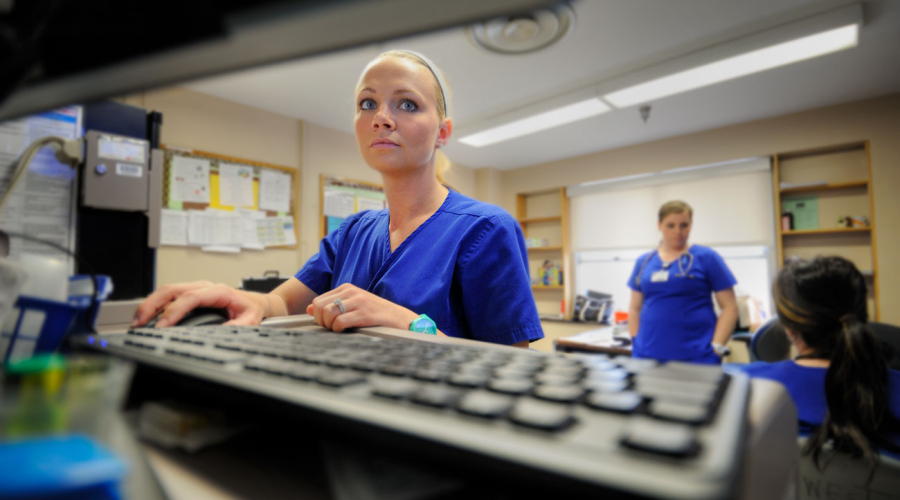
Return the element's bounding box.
[651,270,669,282]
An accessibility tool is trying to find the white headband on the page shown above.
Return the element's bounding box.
[394,50,450,117]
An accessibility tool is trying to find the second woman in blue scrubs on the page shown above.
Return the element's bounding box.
[133,51,543,347]
[627,201,738,364]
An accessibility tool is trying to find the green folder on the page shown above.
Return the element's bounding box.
[782,195,818,230]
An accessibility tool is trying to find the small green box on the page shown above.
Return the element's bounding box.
[782,195,818,230]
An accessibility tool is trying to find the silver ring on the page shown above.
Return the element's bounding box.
[333,297,346,315]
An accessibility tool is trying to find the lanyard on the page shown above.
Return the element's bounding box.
[634,246,693,287]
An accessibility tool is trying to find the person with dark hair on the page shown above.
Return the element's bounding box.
[627,200,738,364]
[734,256,900,465]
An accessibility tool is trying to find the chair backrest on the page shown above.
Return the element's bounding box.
[868,322,900,370]
[798,439,900,500]
[750,318,792,363]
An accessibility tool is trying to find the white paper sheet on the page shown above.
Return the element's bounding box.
[236,208,266,250]
[257,216,296,247]
[323,190,355,218]
[187,209,242,246]
[357,197,385,213]
[258,169,291,212]
[171,156,211,203]
[160,209,188,246]
[0,106,81,266]
[218,163,255,207]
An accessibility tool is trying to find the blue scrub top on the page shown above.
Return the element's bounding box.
[733,360,900,457]
[627,245,736,364]
[296,189,544,345]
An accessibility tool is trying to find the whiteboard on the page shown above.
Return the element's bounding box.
[570,158,775,251]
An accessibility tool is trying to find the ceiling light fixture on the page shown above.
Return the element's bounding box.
[467,3,576,55]
[458,97,610,147]
[603,24,859,108]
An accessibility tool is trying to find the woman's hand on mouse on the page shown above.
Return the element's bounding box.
[132,281,267,328]
[307,283,422,334]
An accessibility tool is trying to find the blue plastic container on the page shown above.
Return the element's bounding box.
[0,275,112,364]
[0,434,126,500]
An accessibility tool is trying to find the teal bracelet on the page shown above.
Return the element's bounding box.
[409,314,437,335]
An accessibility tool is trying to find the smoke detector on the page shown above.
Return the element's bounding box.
[467,4,576,55]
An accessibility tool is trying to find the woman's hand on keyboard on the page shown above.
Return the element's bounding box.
[132,281,267,328]
[307,283,426,334]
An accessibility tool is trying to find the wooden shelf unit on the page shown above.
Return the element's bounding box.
[779,180,868,195]
[782,227,871,236]
[773,141,879,320]
[516,188,572,320]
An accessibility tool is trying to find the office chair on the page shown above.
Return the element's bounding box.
[798,438,900,500]
[745,318,792,363]
[869,322,900,370]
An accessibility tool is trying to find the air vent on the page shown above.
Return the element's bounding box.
[467,4,575,55]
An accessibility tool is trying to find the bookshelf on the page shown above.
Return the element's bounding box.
[773,141,879,320]
[516,188,572,320]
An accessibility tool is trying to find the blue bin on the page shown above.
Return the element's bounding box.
[1,275,112,364]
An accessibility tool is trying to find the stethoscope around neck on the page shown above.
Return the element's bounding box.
[633,245,694,287]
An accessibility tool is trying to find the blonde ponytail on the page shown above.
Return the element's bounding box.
[434,149,453,188]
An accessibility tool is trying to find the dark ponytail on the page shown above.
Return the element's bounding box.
[807,313,889,467]
[774,256,897,469]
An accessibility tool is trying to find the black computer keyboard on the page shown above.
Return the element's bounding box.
[81,324,751,500]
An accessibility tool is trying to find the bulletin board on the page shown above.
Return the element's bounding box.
[161,145,299,251]
[320,174,386,238]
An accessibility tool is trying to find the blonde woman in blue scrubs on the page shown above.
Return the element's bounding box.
[133,51,543,347]
[627,201,738,364]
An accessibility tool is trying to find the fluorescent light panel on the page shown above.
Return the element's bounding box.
[604,24,859,108]
[458,98,610,147]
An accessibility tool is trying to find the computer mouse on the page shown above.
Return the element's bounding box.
[144,307,230,328]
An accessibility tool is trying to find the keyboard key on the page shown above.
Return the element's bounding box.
[533,385,585,403]
[487,378,534,396]
[456,391,514,418]
[494,364,541,378]
[412,369,449,382]
[541,365,584,378]
[545,358,581,369]
[448,373,490,388]
[380,365,413,377]
[261,363,287,376]
[287,365,323,381]
[535,373,580,386]
[585,392,642,413]
[621,417,698,457]
[508,399,575,431]
[349,360,380,372]
[372,378,419,399]
[583,379,628,393]
[325,358,353,369]
[317,370,366,388]
[649,401,709,424]
[410,386,462,408]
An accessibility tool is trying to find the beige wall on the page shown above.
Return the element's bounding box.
[119,88,304,288]
[119,88,475,288]
[502,93,900,325]
[298,123,379,261]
